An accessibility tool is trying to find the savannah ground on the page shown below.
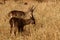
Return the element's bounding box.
[0,0,60,40]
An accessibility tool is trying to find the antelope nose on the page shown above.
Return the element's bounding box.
[32,21,35,24]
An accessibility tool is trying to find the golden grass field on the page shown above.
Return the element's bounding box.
[0,0,60,40]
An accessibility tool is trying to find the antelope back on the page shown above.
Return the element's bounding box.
[8,10,26,19]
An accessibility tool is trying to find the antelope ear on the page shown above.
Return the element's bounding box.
[8,13,10,17]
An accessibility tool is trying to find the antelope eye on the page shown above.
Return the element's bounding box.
[15,14,17,16]
[24,2,28,5]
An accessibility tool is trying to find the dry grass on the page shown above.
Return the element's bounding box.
[0,0,60,40]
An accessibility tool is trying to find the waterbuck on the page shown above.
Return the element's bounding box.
[9,17,35,36]
[9,6,36,36]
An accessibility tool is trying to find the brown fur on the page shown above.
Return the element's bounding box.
[9,17,35,36]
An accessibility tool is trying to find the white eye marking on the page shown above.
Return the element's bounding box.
[11,16,12,17]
